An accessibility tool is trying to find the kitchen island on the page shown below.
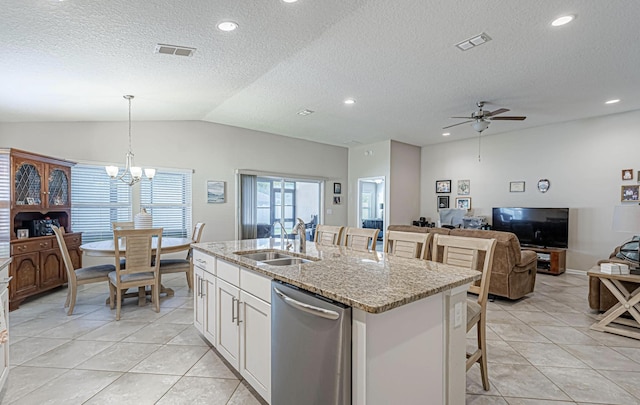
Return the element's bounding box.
[192,239,481,405]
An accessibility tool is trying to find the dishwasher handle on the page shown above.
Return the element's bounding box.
[273,286,340,320]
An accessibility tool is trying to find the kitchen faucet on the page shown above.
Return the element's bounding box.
[291,218,306,253]
[274,221,292,251]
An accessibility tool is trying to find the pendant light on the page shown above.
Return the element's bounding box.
[105,95,156,185]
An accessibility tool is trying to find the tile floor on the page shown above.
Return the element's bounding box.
[0,274,264,405]
[467,272,640,405]
[2,271,640,404]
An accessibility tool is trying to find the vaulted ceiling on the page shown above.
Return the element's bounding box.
[2,1,639,147]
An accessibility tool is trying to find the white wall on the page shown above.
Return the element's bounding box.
[0,120,348,244]
[389,140,421,226]
[420,109,640,271]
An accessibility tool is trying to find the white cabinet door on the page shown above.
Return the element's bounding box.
[193,266,205,334]
[202,270,216,345]
[240,290,271,404]
[217,278,240,369]
[0,287,9,391]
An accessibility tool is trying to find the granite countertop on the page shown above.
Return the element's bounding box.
[192,239,481,314]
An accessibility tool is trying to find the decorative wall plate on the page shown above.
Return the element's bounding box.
[537,179,550,193]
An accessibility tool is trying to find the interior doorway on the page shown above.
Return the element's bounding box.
[357,176,385,248]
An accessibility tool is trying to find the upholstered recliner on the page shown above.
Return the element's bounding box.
[387,225,537,299]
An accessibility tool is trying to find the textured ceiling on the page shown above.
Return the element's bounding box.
[2,0,639,147]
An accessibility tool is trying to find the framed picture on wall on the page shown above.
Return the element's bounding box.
[333,196,341,205]
[622,169,633,180]
[437,196,449,210]
[436,180,451,194]
[457,180,470,195]
[455,197,471,210]
[510,181,525,192]
[207,181,225,203]
[334,182,342,194]
[621,185,639,201]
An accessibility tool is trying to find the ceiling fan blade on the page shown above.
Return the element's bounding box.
[450,116,474,119]
[485,108,510,117]
[490,116,527,121]
[443,120,473,129]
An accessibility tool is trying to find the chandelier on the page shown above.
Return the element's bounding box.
[105,95,156,186]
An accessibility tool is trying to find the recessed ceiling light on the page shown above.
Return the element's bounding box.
[297,109,314,116]
[551,15,575,27]
[442,133,450,137]
[217,21,238,32]
[282,0,299,3]
[344,98,356,105]
[605,99,620,104]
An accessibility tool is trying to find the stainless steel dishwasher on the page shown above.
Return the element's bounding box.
[271,280,351,405]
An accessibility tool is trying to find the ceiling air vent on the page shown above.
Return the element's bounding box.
[154,44,196,57]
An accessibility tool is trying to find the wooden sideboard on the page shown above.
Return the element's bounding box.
[3,149,79,310]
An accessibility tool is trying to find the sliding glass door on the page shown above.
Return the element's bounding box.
[240,173,321,240]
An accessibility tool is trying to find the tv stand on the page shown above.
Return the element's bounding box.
[527,247,566,275]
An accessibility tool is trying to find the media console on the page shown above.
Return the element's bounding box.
[525,247,566,275]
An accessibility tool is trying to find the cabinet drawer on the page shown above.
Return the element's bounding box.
[63,233,82,248]
[217,259,240,286]
[11,238,53,255]
[193,250,215,274]
[240,268,271,303]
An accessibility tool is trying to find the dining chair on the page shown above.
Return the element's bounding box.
[159,222,205,290]
[51,225,115,316]
[342,227,380,251]
[433,234,497,391]
[313,224,344,246]
[111,221,135,230]
[383,230,432,260]
[109,228,163,320]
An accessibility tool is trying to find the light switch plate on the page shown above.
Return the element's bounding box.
[326,209,332,215]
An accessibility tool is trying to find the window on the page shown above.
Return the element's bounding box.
[72,164,192,242]
[140,170,192,238]
[71,164,131,243]
[239,172,321,240]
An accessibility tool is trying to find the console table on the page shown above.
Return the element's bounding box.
[588,266,640,340]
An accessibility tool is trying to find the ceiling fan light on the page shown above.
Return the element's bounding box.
[472,120,490,132]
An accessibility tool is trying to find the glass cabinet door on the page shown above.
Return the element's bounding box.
[47,168,69,207]
[14,162,43,207]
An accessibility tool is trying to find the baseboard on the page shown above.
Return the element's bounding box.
[565,268,587,276]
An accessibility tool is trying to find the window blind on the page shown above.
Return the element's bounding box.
[140,169,192,238]
[71,164,132,243]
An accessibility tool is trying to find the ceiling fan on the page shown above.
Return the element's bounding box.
[443,101,527,161]
[443,101,526,132]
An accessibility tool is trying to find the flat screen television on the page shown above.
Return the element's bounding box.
[492,207,569,249]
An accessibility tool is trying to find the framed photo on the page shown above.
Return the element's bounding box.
[26,197,35,205]
[621,185,639,201]
[457,180,470,195]
[333,196,341,205]
[455,197,471,210]
[436,180,451,194]
[207,181,225,203]
[437,196,449,210]
[510,181,525,192]
[334,182,342,194]
[17,229,29,239]
[622,169,633,180]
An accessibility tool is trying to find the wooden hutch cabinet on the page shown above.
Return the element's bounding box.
[5,149,82,310]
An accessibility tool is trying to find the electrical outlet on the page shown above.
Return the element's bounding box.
[326,209,333,215]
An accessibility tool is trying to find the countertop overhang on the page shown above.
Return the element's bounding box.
[192,239,481,314]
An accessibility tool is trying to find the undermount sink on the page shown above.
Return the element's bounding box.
[238,251,294,261]
[234,250,317,266]
[261,257,313,266]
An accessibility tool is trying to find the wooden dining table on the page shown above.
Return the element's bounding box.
[80,237,193,304]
